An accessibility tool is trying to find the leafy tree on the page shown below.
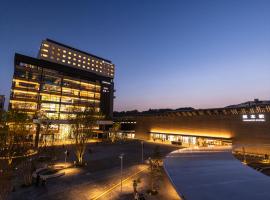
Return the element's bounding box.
[0,110,32,166]
[34,110,53,148]
[0,170,12,200]
[147,145,163,195]
[133,178,141,195]
[70,107,103,166]
[0,110,35,198]
[110,122,121,143]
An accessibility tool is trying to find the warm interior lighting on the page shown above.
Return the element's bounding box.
[41,49,48,52]
[13,89,38,95]
[13,79,40,85]
[10,99,38,104]
[150,128,232,139]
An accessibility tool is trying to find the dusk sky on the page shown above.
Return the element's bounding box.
[0,0,270,111]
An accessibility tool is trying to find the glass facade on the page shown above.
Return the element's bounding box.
[10,62,101,121]
[10,61,103,140]
[150,132,231,147]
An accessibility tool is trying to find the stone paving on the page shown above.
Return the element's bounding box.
[10,140,179,200]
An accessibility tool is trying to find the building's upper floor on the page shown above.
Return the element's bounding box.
[38,39,115,78]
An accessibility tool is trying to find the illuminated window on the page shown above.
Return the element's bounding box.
[43,43,49,47]
[92,64,94,66]
[57,53,60,56]
[73,62,76,65]
[88,58,90,61]
[79,55,81,58]
[83,57,86,59]
[41,95,60,102]
[41,49,48,52]
[78,64,81,67]
[87,67,90,69]
[78,60,81,62]
[68,52,71,55]
[259,114,265,119]
[11,101,37,110]
[251,115,256,119]
[82,65,85,68]
[91,68,94,70]
[63,50,66,53]
[83,61,85,64]
[58,48,61,51]
[87,62,90,65]
[74,53,77,56]
[41,54,48,57]
[68,56,71,59]
[62,59,66,63]
[68,61,71,64]
[57,58,60,61]
[40,103,59,111]
[73,58,77,61]
[63,55,66,58]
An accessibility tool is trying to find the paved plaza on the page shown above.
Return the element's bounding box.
[10,140,180,200]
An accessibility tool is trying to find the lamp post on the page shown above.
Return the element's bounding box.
[64,150,68,163]
[141,141,144,163]
[119,153,124,193]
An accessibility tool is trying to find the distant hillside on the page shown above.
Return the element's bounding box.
[113,107,194,117]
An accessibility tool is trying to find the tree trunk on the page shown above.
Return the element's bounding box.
[35,124,41,148]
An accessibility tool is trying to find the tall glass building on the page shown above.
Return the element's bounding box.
[9,39,115,141]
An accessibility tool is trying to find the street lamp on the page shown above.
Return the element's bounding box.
[141,141,144,163]
[64,149,68,163]
[119,153,124,193]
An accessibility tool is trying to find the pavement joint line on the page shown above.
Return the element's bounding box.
[91,166,147,200]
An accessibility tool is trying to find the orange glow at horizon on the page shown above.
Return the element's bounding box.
[150,128,232,139]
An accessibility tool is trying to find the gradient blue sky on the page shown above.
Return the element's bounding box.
[0,0,270,111]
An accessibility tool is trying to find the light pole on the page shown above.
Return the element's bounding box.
[64,149,68,163]
[141,141,144,163]
[119,153,124,193]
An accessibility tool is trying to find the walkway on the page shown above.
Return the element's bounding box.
[164,146,270,200]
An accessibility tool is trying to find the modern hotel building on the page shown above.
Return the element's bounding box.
[9,39,115,140]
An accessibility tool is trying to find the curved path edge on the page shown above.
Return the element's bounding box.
[164,146,270,200]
